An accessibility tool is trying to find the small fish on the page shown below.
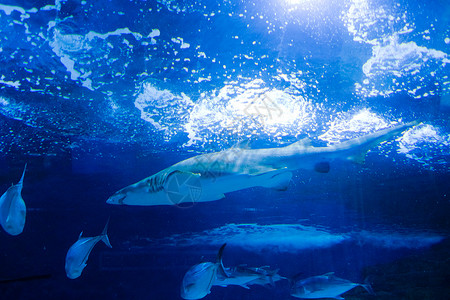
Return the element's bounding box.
[0,164,27,236]
[290,272,374,299]
[244,266,287,287]
[215,265,286,289]
[181,244,228,299]
[65,219,112,279]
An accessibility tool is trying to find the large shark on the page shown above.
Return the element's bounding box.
[290,272,374,299]
[0,164,27,236]
[107,121,418,206]
[181,243,228,300]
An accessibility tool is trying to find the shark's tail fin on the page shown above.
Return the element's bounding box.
[342,121,420,164]
[101,218,112,248]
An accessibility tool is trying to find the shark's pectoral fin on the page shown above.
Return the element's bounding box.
[260,170,292,191]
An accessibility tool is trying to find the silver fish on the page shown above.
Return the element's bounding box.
[65,219,112,279]
[0,164,27,236]
[181,243,228,299]
[291,272,374,299]
[107,122,418,207]
[215,265,286,289]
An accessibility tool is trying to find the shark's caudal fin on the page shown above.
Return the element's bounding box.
[342,121,419,164]
[101,218,112,248]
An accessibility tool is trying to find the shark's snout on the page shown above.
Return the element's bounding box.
[106,192,126,205]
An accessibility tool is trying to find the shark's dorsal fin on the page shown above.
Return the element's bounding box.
[78,232,83,239]
[286,137,312,149]
[233,140,251,149]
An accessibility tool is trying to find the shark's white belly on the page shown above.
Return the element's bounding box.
[197,169,292,203]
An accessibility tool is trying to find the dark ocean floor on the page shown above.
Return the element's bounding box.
[361,238,450,300]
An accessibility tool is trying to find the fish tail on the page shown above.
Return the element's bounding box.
[19,163,27,185]
[216,243,229,278]
[341,121,419,164]
[101,217,112,248]
[362,277,375,296]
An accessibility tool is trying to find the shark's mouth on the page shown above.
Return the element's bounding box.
[107,193,126,205]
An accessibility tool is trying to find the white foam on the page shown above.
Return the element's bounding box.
[86,27,144,42]
[363,40,449,78]
[148,29,160,38]
[146,223,444,253]
[134,83,195,140]
[354,230,444,249]
[0,97,9,106]
[397,124,450,169]
[0,77,21,89]
[343,0,449,98]
[184,78,317,147]
[49,26,160,90]
[318,109,389,144]
[160,223,350,253]
[0,4,26,15]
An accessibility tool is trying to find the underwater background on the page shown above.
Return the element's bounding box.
[0,0,449,299]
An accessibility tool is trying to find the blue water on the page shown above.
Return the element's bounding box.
[0,0,449,299]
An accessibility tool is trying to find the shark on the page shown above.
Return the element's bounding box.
[181,243,228,300]
[65,219,112,279]
[107,121,418,206]
[0,164,27,236]
[290,272,374,299]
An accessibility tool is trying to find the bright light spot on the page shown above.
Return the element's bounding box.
[0,97,9,106]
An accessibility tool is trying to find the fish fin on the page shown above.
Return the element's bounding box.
[78,232,83,239]
[268,276,275,287]
[216,243,229,278]
[323,272,335,276]
[361,283,375,296]
[343,121,419,164]
[101,218,112,248]
[18,163,27,185]
[286,137,312,149]
[234,139,251,149]
[241,284,250,289]
[362,277,376,295]
[261,170,292,191]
